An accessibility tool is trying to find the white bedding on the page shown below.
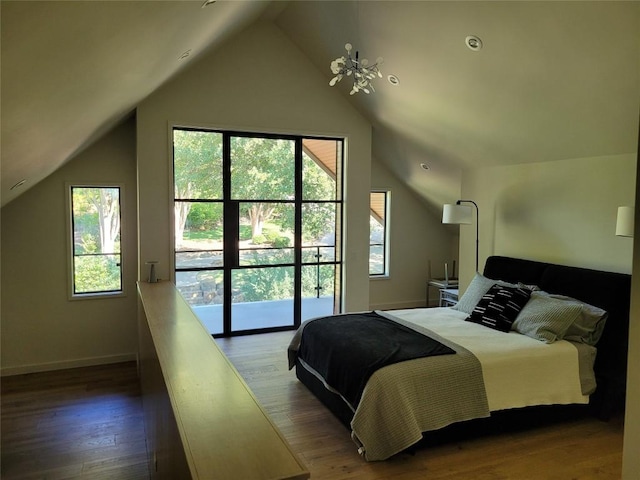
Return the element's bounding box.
[383,308,589,411]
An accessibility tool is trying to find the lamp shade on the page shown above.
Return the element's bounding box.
[442,204,473,224]
[616,206,635,237]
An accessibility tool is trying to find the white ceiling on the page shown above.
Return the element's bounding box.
[2,1,639,207]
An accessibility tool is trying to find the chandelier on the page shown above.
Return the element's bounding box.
[329,43,383,95]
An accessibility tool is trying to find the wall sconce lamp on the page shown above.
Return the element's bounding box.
[443,200,479,272]
[616,206,635,237]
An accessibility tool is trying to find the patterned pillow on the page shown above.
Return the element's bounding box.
[466,284,532,332]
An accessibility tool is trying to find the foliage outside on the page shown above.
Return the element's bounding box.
[74,255,121,293]
[174,131,335,245]
[72,187,122,294]
[173,130,339,306]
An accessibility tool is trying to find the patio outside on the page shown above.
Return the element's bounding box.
[192,295,335,334]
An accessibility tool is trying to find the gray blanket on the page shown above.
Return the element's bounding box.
[288,310,490,461]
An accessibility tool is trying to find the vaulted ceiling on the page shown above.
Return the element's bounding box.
[2,1,639,207]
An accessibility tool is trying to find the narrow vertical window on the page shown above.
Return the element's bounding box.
[369,190,389,276]
[70,186,123,296]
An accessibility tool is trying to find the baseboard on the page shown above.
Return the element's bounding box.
[0,353,137,377]
[370,299,426,311]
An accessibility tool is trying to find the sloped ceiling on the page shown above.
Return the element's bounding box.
[2,1,639,208]
[276,1,640,209]
[0,0,272,206]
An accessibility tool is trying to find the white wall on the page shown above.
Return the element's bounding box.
[1,118,138,374]
[137,22,373,312]
[458,153,636,289]
[369,158,453,309]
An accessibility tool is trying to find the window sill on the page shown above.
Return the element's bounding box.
[70,291,126,301]
[369,275,390,281]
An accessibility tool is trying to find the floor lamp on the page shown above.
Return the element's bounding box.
[442,200,479,272]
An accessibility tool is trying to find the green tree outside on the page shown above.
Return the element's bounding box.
[174,131,336,247]
[173,129,339,305]
[72,186,121,293]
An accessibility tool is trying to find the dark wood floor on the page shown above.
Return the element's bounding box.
[1,362,149,480]
[1,331,625,479]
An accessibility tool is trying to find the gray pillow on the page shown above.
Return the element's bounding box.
[512,292,582,343]
[453,273,517,314]
[542,293,608,346]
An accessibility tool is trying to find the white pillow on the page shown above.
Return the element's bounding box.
[453,273,516,314]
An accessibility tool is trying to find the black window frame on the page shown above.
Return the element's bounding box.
[369,189,390,277]
[68,184,124,299]
[172,127,344,336]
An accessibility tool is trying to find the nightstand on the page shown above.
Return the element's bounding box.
[439,288,459,307]
[426,278,458,307]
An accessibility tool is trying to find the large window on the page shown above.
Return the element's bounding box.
[173,128,343,336]
[69,185,123,297]
[369,190,389,276]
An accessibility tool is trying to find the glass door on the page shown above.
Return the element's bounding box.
[228,135,297,333]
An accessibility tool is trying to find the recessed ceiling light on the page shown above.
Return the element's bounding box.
[465,35,483,51]
[420,163,430,171]
[388,74,400,86]
[10,179,26,190]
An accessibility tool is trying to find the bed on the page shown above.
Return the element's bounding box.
[287,256,630,461]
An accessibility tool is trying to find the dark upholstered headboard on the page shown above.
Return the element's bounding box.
[483,255,631,417]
